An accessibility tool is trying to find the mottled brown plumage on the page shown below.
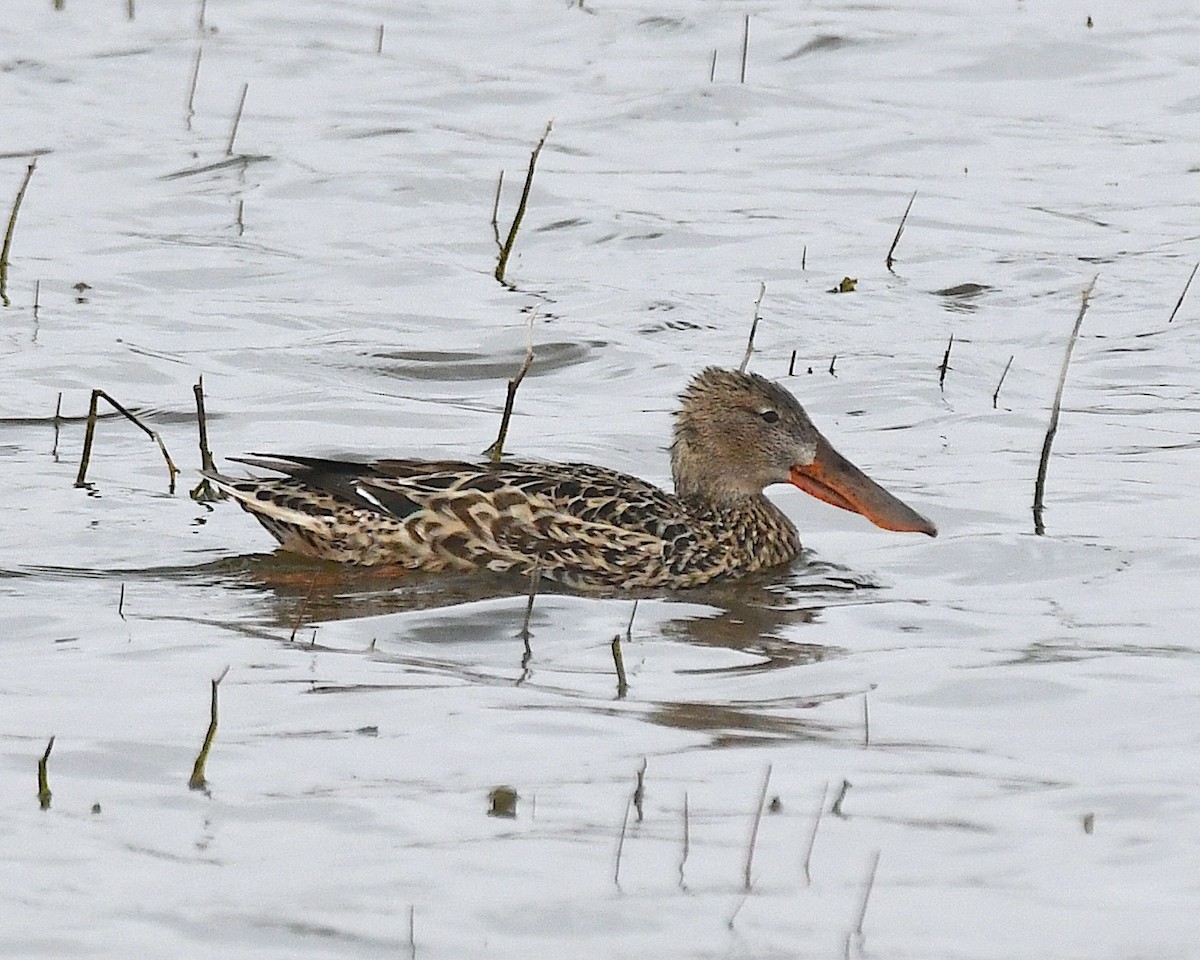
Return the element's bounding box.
[205,368,936,590]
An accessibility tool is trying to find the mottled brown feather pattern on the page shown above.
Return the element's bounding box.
[205,368,935,590]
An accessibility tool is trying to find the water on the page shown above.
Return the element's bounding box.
[2,1,1199,957]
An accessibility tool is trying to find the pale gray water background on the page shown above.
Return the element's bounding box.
[2,1,1199,957]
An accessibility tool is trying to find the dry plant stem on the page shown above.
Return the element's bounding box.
[197,0,207,30]
[519,563,541,641]
[678,791,690,889]
[613,795,632,888]
[738,282,766,373]
[709,49,717,82]
[74,389,181,493]
[407,906,416,960]
[885,190,917,270]
[862,690,870,747]
[490,170,504,248]
[494,121,552,284]
[1167,260,1198,322]
[743,763,772,891]
[118,583,127,621]
[938,333,954,390]
[225,82,249,156]
[52,392,62,457]
[484,318,535,462]
[739,14,749,83]
[726,894,749,930]
[993,355,1014,408]
[375,23,385,54]
[853,850,882,935]
[829,354,837,376]
[801,781,829,885]
[632,758,647,822]
[288,577,319,642]
[1033,277,1096,535]
[787,350,797,376]
[831,778,851,817]
[801,245,807,270]
[610,634,628,699]
[625,598,638,641]
[185,45,202,126]
[189,666,230,791]
[33,279,40,317]
[1,158,37,307]
[37,736,55,811]
[190,376,223,501]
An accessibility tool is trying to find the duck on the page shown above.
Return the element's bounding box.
[204,367,936,590]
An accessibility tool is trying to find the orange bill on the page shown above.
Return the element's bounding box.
[789,437,937,537]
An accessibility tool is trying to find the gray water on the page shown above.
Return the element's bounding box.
[2,2,1199,957]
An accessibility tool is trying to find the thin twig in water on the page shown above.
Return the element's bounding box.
[1033,277,1097,535]
[787,350,797,377]
[188,666,230,791]
[185,46,202,129]
[831,778,851,817]
[519,562,541,641]
[862,689,871,747]
[709,49,717,82]
[801,245,807,270]
[51,392,62,457]
[632,758,647,822]
[37,736,55,811]
[739,14,749,83]
[853,850,882,936]
[625,599,638,641]
[197,0,207,31]
[191,376,223,501]
[885,190,917,270]
[801,781,829,885]
[408,906,415,960]
[738,282,766,373]
[743,763,772,891]
[375,23,385,54]
[490,170,504,249]
[829,354,837,377]
[1167,260,1198,323]
[610,634,628,699]
[74,389,180,493]
[613,795,632,888]
[289,575,319,643]
[494,121,552,284]
[33,279,40,318]
[992,355,1014,409]
[225,82,248,156]
[678,791,690,889]
[484,315,535,462]
[118,583,127,621]
[1,158,37,307]
[938,334,954,391]
[726,893,750,929]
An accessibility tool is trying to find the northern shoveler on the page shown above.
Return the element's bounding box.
[205,368,936,590]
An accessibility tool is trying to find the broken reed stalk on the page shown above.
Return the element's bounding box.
[739,14,750,83]
[937,333,954,391]
[610,634,628,699]
[519,563,541,640]
[33,279,41,318]
[993,355,1014,408]
[37,736,55,810]
[52,391,62,457]
[829,354,837,376]
[1167,260,1198,323]
[613,795,632,888]
[494,121,552,284]
[74,389,181,493]
[862,689,871,747]
[375,23,385,54]
[1033,277,1097,535]
[678,791,690,889]
[787,350,796,376]
[743,763,772,891]
[625,599,638,641]
[190,376,223,501]
[185,45,202,128]
[885,190,917,270]
[407,906,416,960]
[853,849,882,936]
[197,0,207,30]
[738,282,766,373]
[1,157,37,308]
[188,666,230,791]
[484,317,535,462]
[225,81,249,156]
[801,781,829,885]
[831,778,851,817]
[288,575,319,643]
[118,582,127,621]
[708,49,717,82]
[490,170,505,248]
[632,758,647,822]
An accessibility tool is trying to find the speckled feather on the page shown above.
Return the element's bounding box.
[206,455,799,590]
[205,367,935,590]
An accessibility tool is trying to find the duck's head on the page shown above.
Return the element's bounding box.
[670,367,937,536]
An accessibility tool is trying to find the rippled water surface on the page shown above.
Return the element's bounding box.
[3,2,1199,957]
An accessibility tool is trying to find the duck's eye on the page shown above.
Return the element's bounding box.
[759,409,780,424]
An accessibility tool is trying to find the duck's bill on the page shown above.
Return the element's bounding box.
[789,437,938,537]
